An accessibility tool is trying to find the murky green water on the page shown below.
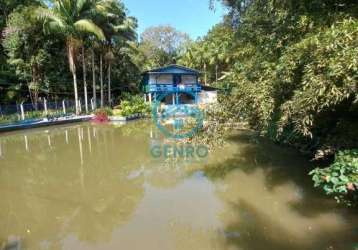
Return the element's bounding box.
[0,121,357,250]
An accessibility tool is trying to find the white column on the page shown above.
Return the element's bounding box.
[149,93,152,104]
[78,100,82,114]
[44,98,48,116]
[144,94,147,103]
[62,100,66,115]
[172,93,175,105]
[176,92,179,105]
[20,103,25,120]
[90,98,95,111]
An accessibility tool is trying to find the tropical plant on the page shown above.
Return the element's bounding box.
[2,5,48,109]
[38,0,106,114]
[310,150,358,206]
[89,0,137,107]
[179,0,358,205]
[137,25,191,70]
[113,94,150,117]
[178,23,236,84]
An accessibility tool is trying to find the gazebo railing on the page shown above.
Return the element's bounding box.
[146,84,201,93]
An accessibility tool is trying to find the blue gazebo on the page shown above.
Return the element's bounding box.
[142,64,202,105]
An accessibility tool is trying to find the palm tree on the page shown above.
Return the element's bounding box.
[105,17,137,106]
[93,0,136,107]
[91,45,97,109]
[100,51,104,107]
[38,0,105,114]
[81,42,89,113]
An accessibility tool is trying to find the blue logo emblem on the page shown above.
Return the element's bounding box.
[151,91,204,139]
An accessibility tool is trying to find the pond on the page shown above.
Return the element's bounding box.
[0,121,357,250]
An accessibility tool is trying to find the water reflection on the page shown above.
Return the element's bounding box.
[0,122,356,250]
[198,132,358,250]
[0,123,148,250]
[0,139,3,158]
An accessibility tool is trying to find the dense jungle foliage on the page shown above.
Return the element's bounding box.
[179,0,358,204]
[0,0,143,112]
[0,0,190,113]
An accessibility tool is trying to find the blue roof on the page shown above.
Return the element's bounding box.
[143,64,201,75]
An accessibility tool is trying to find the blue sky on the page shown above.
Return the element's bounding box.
[122,0,226,40]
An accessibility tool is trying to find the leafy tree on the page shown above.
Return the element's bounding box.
[185,0,358,204]
[179,23,236,84]
[138,25,191,69]
[0,0,44,102]
[38,0,106,114]
[2,5,49,108]
[0,0,142,107]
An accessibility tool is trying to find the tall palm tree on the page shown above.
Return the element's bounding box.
[38,0,105,114]
[100,51,104,107]
[105,17,137,106]
[93,0,137,106]
[81,42,89,113]
[91,45,97,109]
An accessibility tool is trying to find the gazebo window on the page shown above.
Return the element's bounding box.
[157,74,173,84]
[181,75,196,84]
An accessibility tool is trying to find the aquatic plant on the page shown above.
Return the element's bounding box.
[310,150,358,206]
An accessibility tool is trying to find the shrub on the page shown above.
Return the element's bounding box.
[0,114,19,125]
[113,95,150,117]
[309,150,358,206]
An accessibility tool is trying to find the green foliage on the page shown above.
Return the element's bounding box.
[179,0,358,205]
[310,150,358,206]
[112,95,150,117]
[3,5,49,85]
[183,0,358,152]
[0,108,68,125]
[0,0,142,106]
[277,19,358,138]
[0,114,19,125]
[135,25,191,70]
[178,24,236,83]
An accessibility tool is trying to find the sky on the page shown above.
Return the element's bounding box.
[122,0,226,40]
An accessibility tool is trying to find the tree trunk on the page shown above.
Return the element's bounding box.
[67,38,79,115]
[91,49,96,110]
[204,63,207,85]
[107,62,111,106]
[100,53,104,108]
[81,45,89,113]
[72,71,79,115]
[215,64,218,82]
[72,71,80,115]
[30,63,40,110]
[27,82,34,109]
